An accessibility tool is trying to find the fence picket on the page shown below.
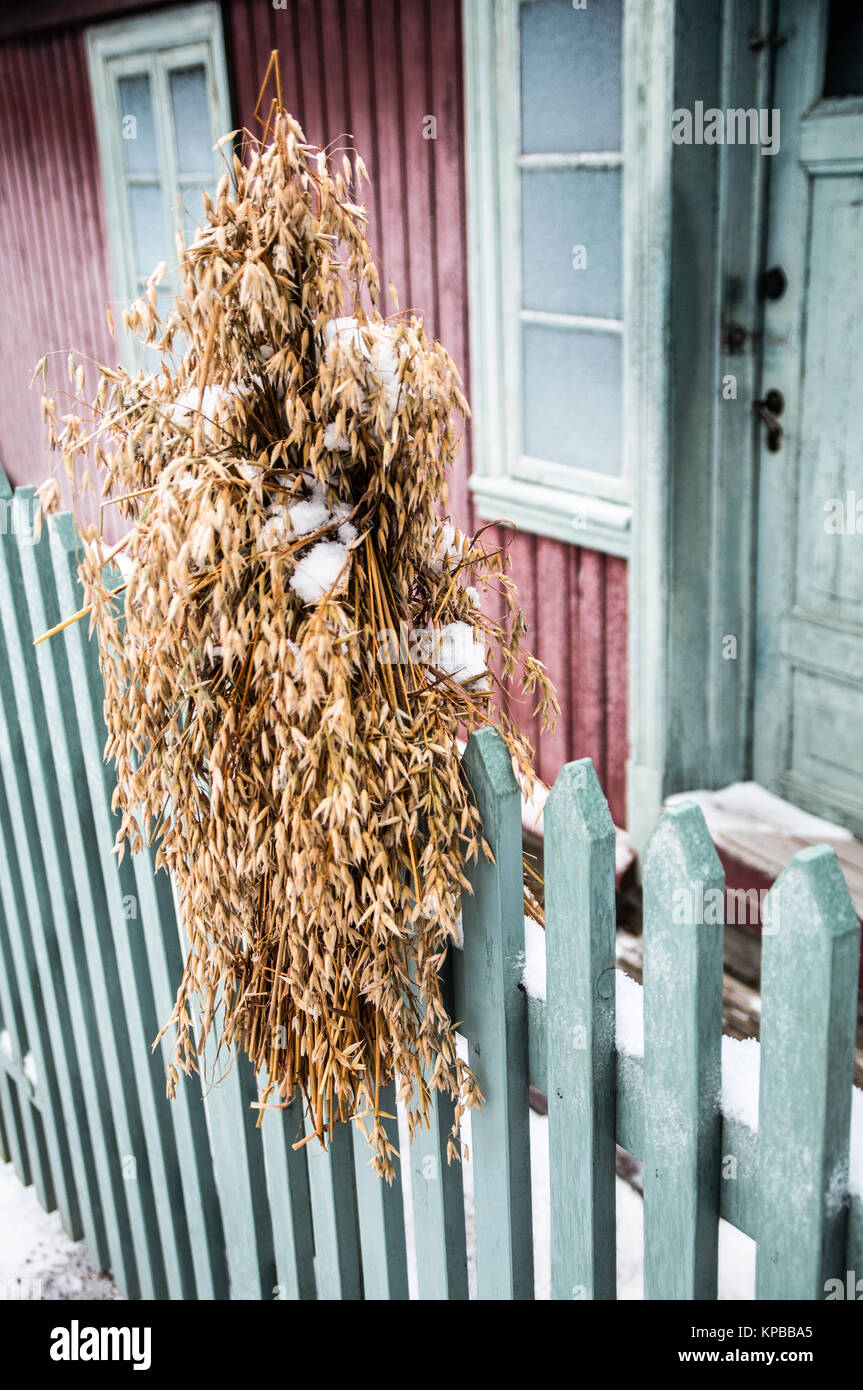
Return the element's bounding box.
[1,483,861,1304]
[303,1113,363,1299]
[0,496,138,1282]
[261,1099,316,1301]
[0,855,38,1194]
[756,846,860,1299]
[546,757,617,1300]
[48,515,228,1300]
[461,728,533,1300]
[407,1086,469,1299]
[0,1068,9,1164]
[19,511,194,1297]
[202,1041,276,1299]
[642,803,724,1299]
[351,1081,409,1299]
[0,503,161,1301]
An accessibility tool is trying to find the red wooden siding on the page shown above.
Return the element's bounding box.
[0,0,628,826]
[0,30,115,493]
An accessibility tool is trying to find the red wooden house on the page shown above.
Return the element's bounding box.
[2,0,863,900]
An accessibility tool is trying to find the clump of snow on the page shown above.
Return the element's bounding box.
[430,521,468,575]
[522,915,546,1002]
[615,971,644,1058]
[22,1054,37,1088]
[165,384,226,432]
[435,622,486,685]
[290,540,350,604]
[323,422,350,452]
[324,316,407,431]
[0,1031,11,1057]
[288,490,331,537]
[720,1035,760,1131]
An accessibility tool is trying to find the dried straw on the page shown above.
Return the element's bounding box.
[38,108,557,1176]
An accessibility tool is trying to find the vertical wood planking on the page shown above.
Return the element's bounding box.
[351,1081,409,1299]
[0,489,127,1278]
[573,548,608,793]
[546,758,617,1300]
[407,1086,469,1300]
[367,0,409,317]
[10,497,167,1299]
[23,515,191,1298]
[261,1097,317,1301]
[508,532,541,757]
[756,846,860,1299]
[0,830,40,1195]
[0,1063,10,1165]
[202,1041,276,1299]
[604,555,628,827]
[0,35,113,509]
[303,1114,364,1299]
[48,515,228,1300]
[642,802,723,1299]
[534,536,571,787]
[461,728,533,1299]
[397,0,435,321]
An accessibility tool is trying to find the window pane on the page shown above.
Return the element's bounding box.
[520,0,622,153]
[823,0,863,96]
[169,65,213,173]
[521,168,621,318]
[117,73,158,174]
[128,182,166,281]
[522,325,621,474]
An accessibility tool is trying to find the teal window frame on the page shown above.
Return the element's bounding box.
[463,0,634,557]
[86,2,232,369]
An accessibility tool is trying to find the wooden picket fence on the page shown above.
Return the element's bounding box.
[0,473,861,1300]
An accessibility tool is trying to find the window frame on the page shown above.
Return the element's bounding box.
[86,2,232,368]
[463,0,633,556]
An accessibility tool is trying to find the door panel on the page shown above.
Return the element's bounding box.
[754,0,863,833]
[795,174,863,623]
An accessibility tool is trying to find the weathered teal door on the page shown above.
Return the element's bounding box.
[754,0,863,834]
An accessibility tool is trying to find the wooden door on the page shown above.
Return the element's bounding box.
[754,0,863,833]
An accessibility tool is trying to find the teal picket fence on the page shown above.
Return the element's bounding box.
[0,477,861,1300]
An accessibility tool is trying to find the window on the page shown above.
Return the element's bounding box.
[824,0,863,97]
[86,3,232,366]
[464,0,631,555]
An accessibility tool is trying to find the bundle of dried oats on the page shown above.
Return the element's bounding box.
[40,113,557,1176]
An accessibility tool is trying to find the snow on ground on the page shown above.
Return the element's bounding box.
[0,1158,118,1300]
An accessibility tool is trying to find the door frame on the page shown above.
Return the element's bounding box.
[627,0,777,849]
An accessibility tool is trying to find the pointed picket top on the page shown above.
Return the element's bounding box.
[545,757,615,846]
[462,726,520,811]
[643,800,724,908]
[764,843,859,946]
